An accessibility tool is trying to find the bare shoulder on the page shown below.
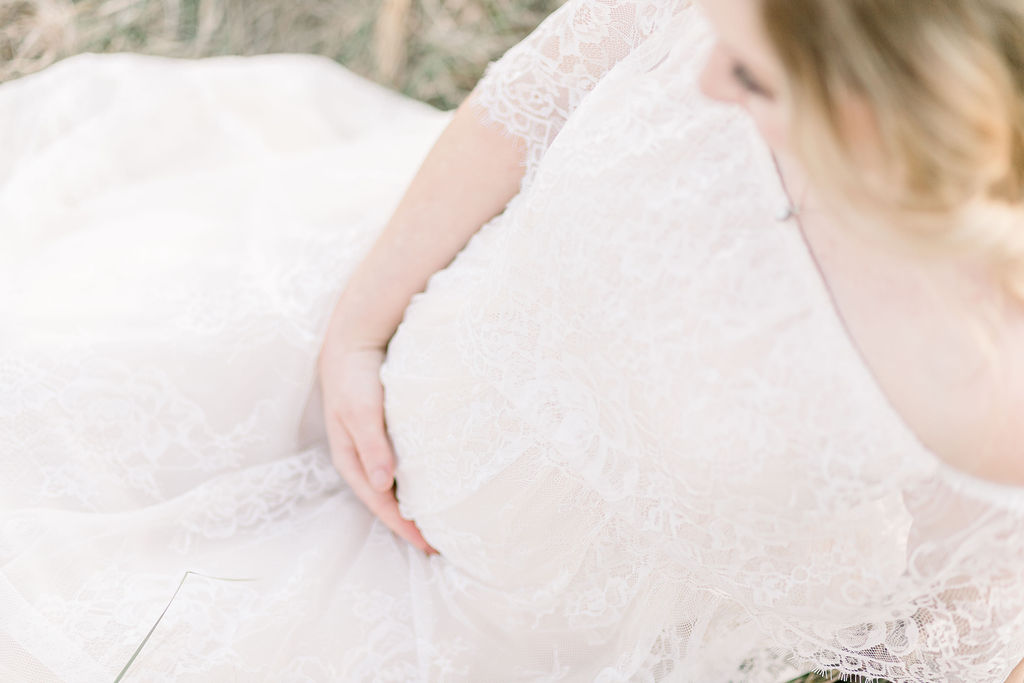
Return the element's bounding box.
[799,207,1024,487]
[937,359,1024,487]
[911,271,1024,487]
[850,259,1024,488]
[777,154,1024,488]
[863,271,1024,488]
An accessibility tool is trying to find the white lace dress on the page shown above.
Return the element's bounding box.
[3,1,1024,681]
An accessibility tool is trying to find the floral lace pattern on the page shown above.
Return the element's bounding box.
[468,0,686,187]
[2,3,1024,682]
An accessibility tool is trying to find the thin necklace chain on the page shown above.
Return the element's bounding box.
[771,152,810,222]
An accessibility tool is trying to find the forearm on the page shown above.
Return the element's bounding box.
[324,94,525,351]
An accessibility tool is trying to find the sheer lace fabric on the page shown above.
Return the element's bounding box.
[2,2,1024,682]
[465,0,684,187]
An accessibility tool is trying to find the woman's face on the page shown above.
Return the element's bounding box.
[697,0,791,152]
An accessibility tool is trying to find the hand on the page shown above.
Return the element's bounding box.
[318,342,437,555]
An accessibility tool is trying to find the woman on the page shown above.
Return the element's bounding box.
[2,0,1023,680]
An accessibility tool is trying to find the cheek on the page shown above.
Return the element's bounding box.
[698,45,741,104]
[698,45,792,152]
[745,102,791,151]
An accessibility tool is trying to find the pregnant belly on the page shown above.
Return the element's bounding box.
[376,211,625,595]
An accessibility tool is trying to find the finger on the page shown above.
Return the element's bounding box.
[359,480,436,554]
[340,398,397,493]
[366,489,436,553]
[325,413,437,554]
[323,408,361,482]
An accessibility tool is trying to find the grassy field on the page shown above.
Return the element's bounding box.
[0,0,562,109]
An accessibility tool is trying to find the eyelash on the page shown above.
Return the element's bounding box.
[731,62,771,98]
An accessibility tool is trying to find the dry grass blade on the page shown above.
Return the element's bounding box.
[373,0,411,84]
[113,570,258,683]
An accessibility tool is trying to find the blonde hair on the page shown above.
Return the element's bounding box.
[760,0,1024,304]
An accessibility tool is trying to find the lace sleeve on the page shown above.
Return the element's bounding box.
[467,0,684,188]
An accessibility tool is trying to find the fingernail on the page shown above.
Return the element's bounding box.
[425,545,440,556]
[370,469,392,490]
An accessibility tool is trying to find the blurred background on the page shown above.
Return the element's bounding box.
[0,0,563,109]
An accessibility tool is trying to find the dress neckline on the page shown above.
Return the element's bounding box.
[757,140,1024,506]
